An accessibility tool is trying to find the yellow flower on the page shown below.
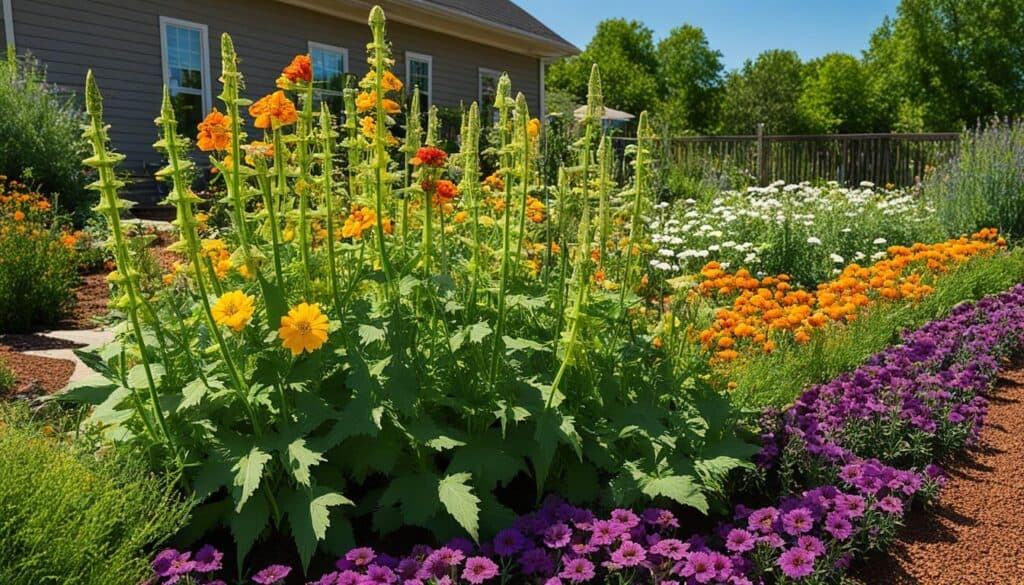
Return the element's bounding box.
[360,116,376,138]
[527,117,541,138]
[211,290,255,332]
[278,302,329,356]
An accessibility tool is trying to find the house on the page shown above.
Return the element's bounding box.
[1,0,577,207]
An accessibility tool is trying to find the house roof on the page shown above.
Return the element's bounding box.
[417,0,577,54]
[277,0,579,58]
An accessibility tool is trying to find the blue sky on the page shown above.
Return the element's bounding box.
[516,0,901,69]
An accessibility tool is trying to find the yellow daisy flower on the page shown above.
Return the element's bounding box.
[211,290,255,332]
[278,302,329,356]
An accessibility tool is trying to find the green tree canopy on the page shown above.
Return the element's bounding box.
[719,50,807,135]
[654,25,724,134]
[545,19,661,116]
[865,0,1024,130]
[799,53,887,133]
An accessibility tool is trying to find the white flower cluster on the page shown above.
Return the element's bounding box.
[645,182,941,282]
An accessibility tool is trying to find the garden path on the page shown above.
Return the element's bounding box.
[854,364,1024,584]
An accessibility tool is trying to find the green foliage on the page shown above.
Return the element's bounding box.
[546,19,662,116]
[799,53,886,133]
[653,25,724,134]
[729,249,1024,408]
[0,403,192,585]
[0,355,14,392]
[927,119,1024,239]
[864,0,1024,131]
[719,50,808,135]
[0,51,91,218]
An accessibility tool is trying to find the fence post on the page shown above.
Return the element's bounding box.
[756,123,768,186]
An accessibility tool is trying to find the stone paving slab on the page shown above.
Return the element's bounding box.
[21,328,115,385]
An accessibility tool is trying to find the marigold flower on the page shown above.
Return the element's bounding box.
[360,116,376,138]
[355,91,400,114]
[483,173,505,192]
[342,206,377,239]
[242,141,274,165]
[278,302,329,356]
[249,91,299,129]
[278,54,312,87]
[410,147,447,167]
[12,210,25,221]
[211,290,255,332]
[197,108,232,151]
[527,117,541,138]
[432,179,458,203]
[364,70,404,93]
[453,210,469,224]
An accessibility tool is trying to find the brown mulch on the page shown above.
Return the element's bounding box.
[852,366,1024,584]
[0,349,75,398]
[58,270,111,329]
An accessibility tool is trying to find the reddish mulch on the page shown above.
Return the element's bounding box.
[853,365,1024,584]
[0,349,75,398]
[58,270,110,329]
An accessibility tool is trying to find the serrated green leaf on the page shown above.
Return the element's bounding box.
[73,348,115,378]
[502,336,550,353]
[126,363,165,390]
[231,447,271,512]
[231,494,269,571]
[379,473,442,526]
[438,473,480,541]
[285,487,354,570]
[49,374,117,404]
[358,324,386,346]
[640,475,708,513]
[286,438,325,486]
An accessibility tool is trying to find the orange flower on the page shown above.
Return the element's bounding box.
[342,206,377,240]
[364,70,404,93]
[433,179,458,203]
[355,91,401,114]
[241,140,274,165]
[527,117,541,138]
[360,116,376,138]
[248,91,299,129]
[279,54,312,87]
[12,210,25,221]
[410,147,447,167]
[197,108,232,151]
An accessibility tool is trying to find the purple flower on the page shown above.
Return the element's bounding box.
[834,494,866,518]
[345,547,376,567]
[777,547,815,579]
[589,519,622,546]
[519,548,554,576]
[336,570,361,585]
[493,528,527,556]
[877,495,904,514]
[252,564,292,585]
[559,557,596,583]
[796,535,825,556]
[781,507,814,536]
[610,508,641,529]
[725,528,755,553]
[193,545,223,573]
[363,565,397,584]
[543,523,572,549]
[825,512,854,540]
[649,538,689,560]
[462,556,499,584]
[151,549,195,582]
[609,540,646,567]
[747,507,778,534]
[709,552,733,580]
[679,552,716,584]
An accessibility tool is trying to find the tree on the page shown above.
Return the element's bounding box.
[719,50,808,134]
[546,19,661,116]
[799,53,887,133]
[654,25,724,134]
[865,0,1024,130]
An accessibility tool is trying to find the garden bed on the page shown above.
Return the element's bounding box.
[0,349,74,398]
[852,364,1024,584]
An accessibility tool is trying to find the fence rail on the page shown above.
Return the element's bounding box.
[614,131,961,187]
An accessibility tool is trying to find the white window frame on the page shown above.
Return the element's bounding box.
[2,0,15,49]
[159,16,212,114]
[405,51,432,109]
[307,40,348,104]
[478,67,502,107]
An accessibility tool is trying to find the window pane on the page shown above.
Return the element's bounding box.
[171,92,203,139]
[166,25,204,91]
[310,45,346,94]
[409,59,429,94]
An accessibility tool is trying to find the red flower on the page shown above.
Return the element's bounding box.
[411,147,447,167]
[434,179,458,201]
[280,54,312,85]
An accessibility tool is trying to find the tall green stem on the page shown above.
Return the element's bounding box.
[319,105,342,312]
[218,34,256,276]
[295,81,316,298]
[368,7,395,297]
[83,72,177,457]
[487,75,514,389]
[619,111,650,315]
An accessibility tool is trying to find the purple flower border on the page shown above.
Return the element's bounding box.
[153,284,1024,585]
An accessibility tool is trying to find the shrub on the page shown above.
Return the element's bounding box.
[0,403,192,585]
[0,50,91,218]
[0,178,81,332]
[0,356,15,392]
[928,118,1024,239]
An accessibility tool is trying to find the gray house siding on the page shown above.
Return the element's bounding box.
[11,0,541,199]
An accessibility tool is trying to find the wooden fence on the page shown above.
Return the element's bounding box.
[613,130,960,187]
